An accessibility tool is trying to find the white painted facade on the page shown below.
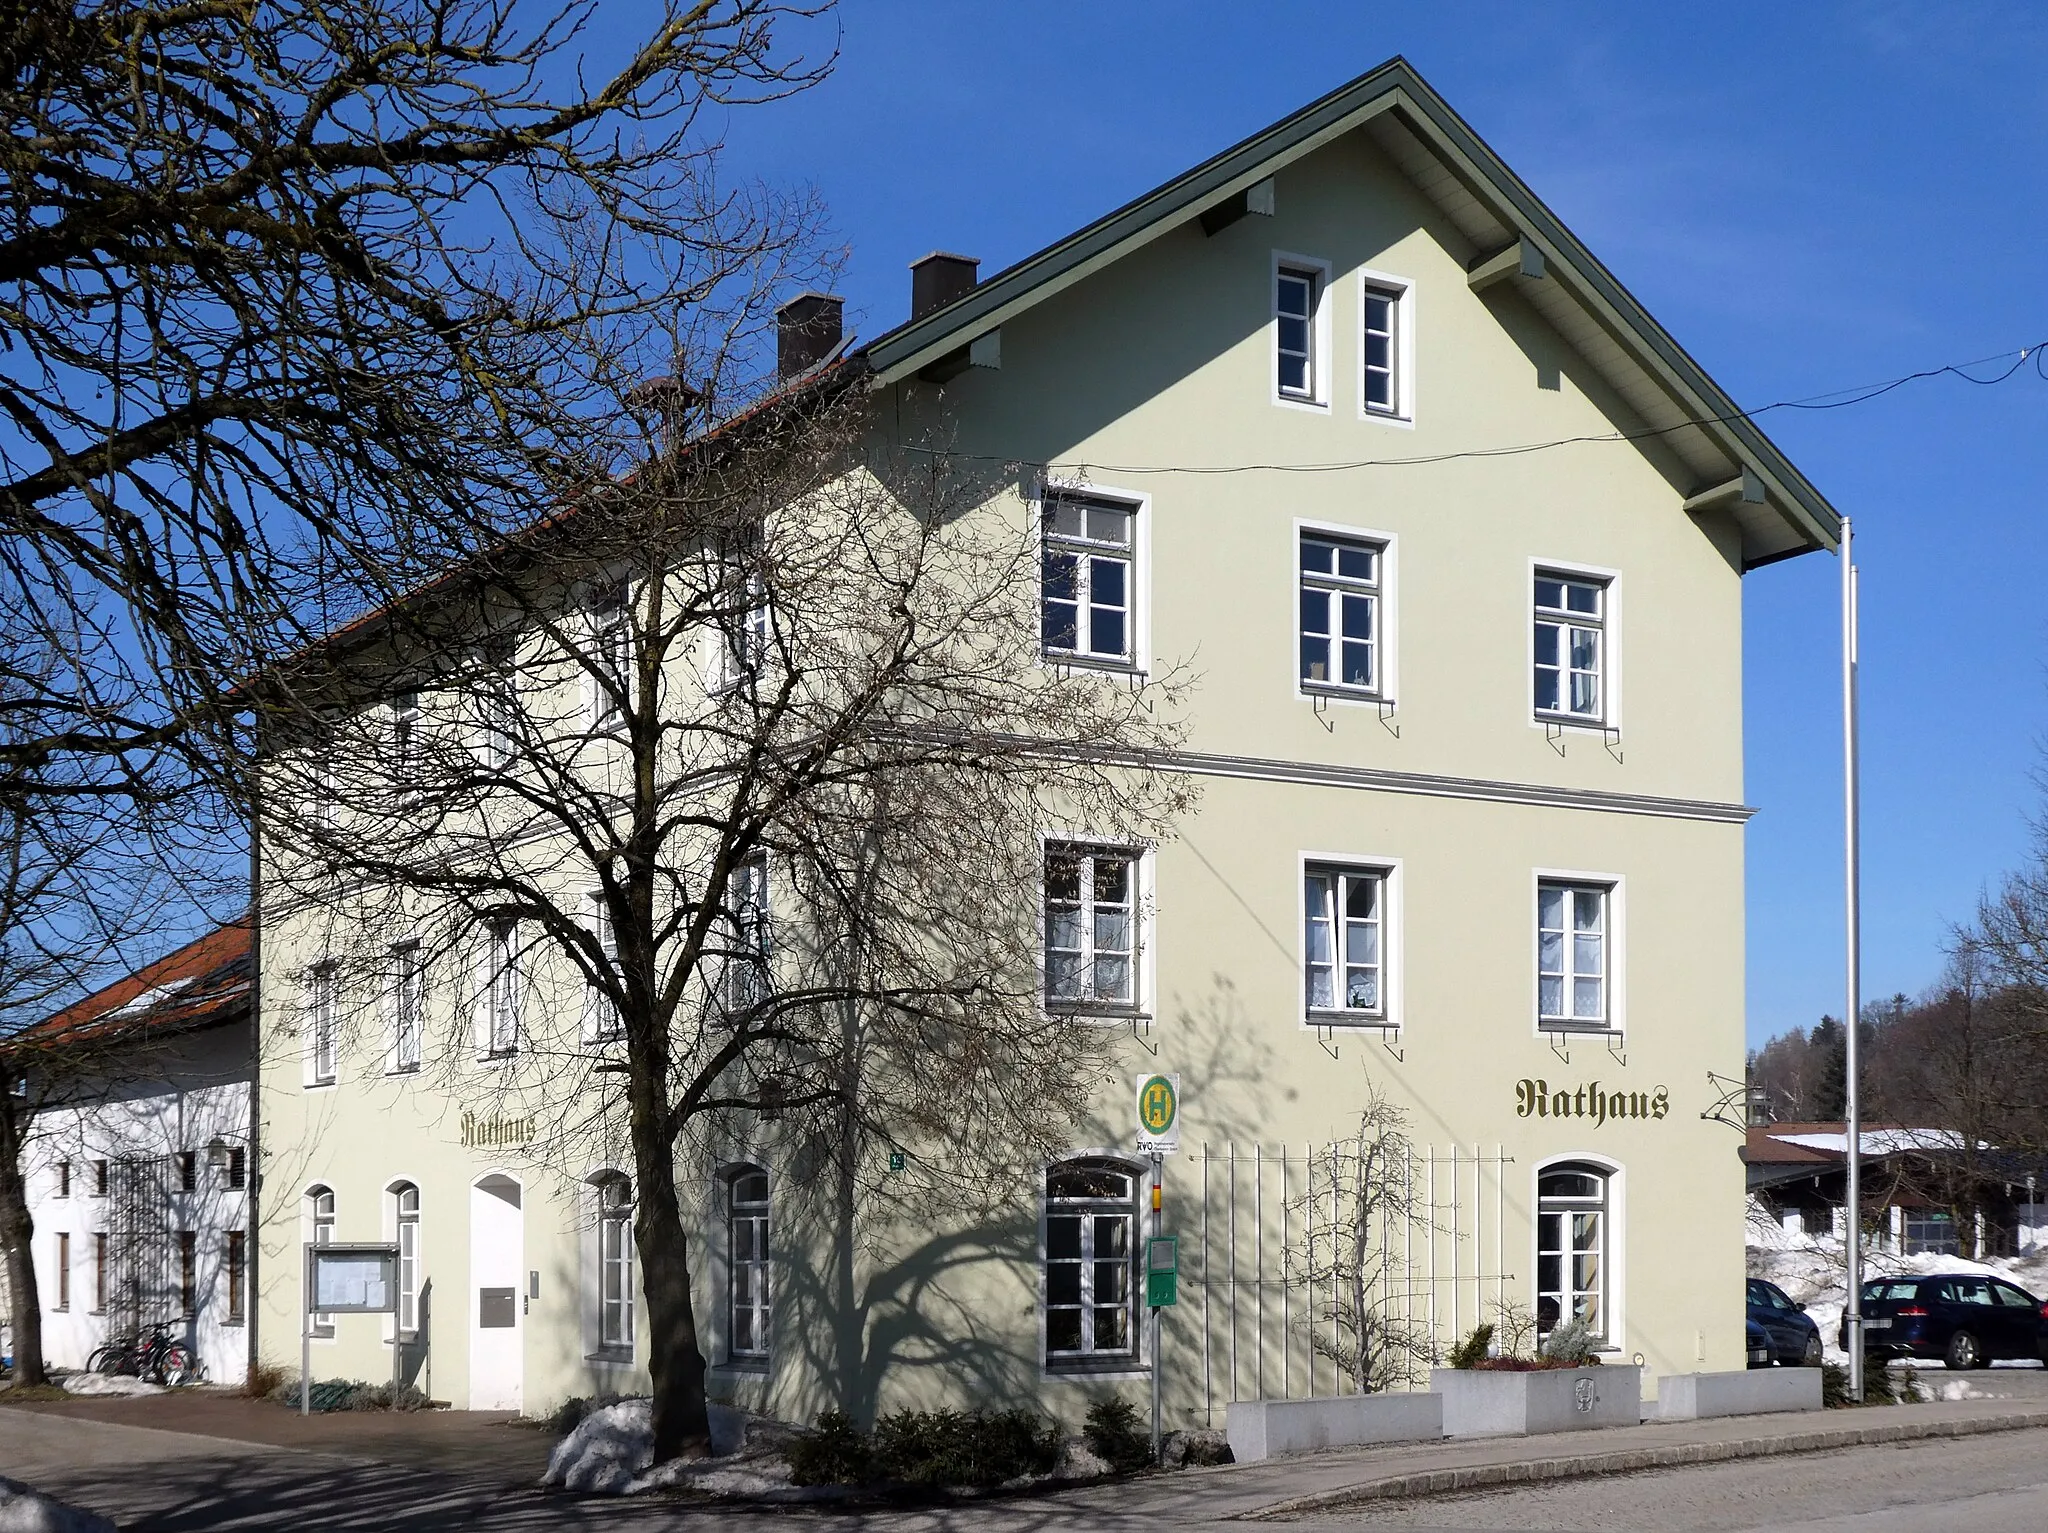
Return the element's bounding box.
[20,1016,252,1385]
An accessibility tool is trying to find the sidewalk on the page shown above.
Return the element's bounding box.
[1041,1396,2048,1522]
[0,1386,552,1482]
[5,1385,2048,1531]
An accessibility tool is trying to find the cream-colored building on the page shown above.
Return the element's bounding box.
[254,61,1837,1425]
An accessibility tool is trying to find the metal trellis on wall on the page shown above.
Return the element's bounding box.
[1182,1142,1517,1425]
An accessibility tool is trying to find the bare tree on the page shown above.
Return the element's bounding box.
[261,387,1197,1460]
[1290,1090,1435,1393]
[0,774,230,1386]
[1,0,836,811]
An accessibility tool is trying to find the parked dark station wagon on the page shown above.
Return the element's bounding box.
[1841,1273,2048,1369]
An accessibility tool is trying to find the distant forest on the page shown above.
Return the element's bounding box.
[1749,964,2048,1154]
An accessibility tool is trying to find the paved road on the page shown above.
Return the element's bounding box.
[1316,1429,2048,1532]
[8,1407,2048,1532]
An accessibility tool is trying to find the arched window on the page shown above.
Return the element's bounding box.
[307,1185,336,1336]
[725,1166,770,1363]
[1537,1162,1612,1343]
[1044,1158,1137,1368]
[390,1182,420,1336]
[592,1172,634,1353]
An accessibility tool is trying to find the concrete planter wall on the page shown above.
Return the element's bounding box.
[1431,1365,1642,1437]
[1657,1367,1822,1421]
[1225,1392,1444,1462]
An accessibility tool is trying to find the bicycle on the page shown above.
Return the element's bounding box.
[86,1323,196,1386]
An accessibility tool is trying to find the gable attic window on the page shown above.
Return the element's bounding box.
[1274,260,1326,404]
[1359,276,1412,419]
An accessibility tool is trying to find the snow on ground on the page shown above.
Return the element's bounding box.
[0,1474,118,1533]
[1749,1231,2048,1365]
[56,1373,165,1397]
[544,1400,800,1496]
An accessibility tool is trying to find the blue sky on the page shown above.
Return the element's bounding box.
[627,1,2048,1046]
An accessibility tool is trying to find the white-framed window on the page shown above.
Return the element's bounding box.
[475,918,521,1057]
[1537,1161,1612,1343]
[589,1171,635,1357]
[1040,492,1138,669]
[478,635,517,766]
[54,1231,69,1310]
[1357,271,1414,422]
[391,1182,420,1336]
[1537,879,1613,1030]
[91,1159,108,1197]
[590,584,630,726]
[307,1184,336,1336]
[55,1160,69,1198]
[1273,255,1329,406]
[725,1166,770,1364]
[1044,1158,1138,1370]
[720,856,771,1018]
[1298,530,1385,697]
[1043,843,1141,1013]
[583,890,622,1042]
[1303,863,1392,1024]
[390,943,423,1072]
[1534,571,1609,724]
[308,964,338,1085]
[391,692,420,782]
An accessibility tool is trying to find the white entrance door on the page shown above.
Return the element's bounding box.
[469,1174,524,1410]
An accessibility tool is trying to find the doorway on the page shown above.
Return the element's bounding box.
[468,1173,523,1410]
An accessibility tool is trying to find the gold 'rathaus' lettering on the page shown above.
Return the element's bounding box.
[1514,1079,1669,1124]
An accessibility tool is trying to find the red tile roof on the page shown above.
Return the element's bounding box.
[5,919,251,1054]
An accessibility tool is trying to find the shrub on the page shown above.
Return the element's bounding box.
[788,1410,872,1487]
[244,1362,289,1399]
[1823,1359,1923,1408]
[1083,1396,1153,1473]
[1447,1323,1495,1369]
[1538,1318,1599,1365]
[870,1407,1062,1488]
[543,1393,623,1436]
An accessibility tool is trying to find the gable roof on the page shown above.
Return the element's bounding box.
[863,58,1838,570]
[6,919,251,1055]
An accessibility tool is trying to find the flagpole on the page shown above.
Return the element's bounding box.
[1842,516,1864,1402]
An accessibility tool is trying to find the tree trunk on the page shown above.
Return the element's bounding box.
[635,1125,710,1463]
[0,1082,48,1386]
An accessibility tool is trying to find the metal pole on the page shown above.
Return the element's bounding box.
[301,1242,312,1416]
[1842,516,1865,1402]
[1150,1151,1164,1463]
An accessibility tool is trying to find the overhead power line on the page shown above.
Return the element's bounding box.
[901,339,2048,478]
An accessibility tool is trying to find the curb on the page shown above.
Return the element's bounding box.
[1237,1409,2048,1519]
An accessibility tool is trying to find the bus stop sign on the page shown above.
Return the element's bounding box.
[1136,1073,1180,1154]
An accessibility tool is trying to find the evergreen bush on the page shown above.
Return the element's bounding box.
[1447,1323,1495,1369]
[788,1410,873,1486]
[1083,1395,1153,1472]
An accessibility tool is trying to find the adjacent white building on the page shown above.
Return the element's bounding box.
[15,922,254,1385]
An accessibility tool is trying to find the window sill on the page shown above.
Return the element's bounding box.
[1306,1011,1397,1032]
[1299,682,1390,707]
[1042,653,1145,679]
[1044,1356,1146,1378]
[1537,1020,1621,1037]
[586,1347,635,1366]
[1534,712,1612,735]
[714,1356,771,1375]
[1273,392,1330,414]
[1047,1003,1148,1026]
[304,1080,337,1092]
[221,1318,245,1329]
[385,1064,420,1077]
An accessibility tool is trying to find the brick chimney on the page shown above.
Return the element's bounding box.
[910,253,979,320]
[775,292,843,381]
